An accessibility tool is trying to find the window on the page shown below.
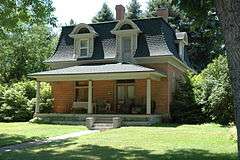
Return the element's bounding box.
[80,39,88,56]
[75,81,88,102]
[121,36,132,54]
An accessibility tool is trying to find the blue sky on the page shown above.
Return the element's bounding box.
[52,0,149,26]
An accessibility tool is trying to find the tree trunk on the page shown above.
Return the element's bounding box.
[215,0,240,159]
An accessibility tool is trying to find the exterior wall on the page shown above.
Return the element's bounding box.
[50,63,184,115]
[142,63,185,114]
[52,81,75,113]
[92,80,115,111]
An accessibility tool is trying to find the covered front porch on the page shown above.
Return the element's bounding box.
[30,63,168,117]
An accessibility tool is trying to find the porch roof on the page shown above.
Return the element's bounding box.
[29,63,166,81]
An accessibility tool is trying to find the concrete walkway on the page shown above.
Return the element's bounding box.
[0,130,99,153]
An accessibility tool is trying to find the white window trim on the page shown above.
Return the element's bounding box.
[120,35,133,55]
[79,39,89,57]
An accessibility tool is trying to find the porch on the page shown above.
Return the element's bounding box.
[30,64,169,116]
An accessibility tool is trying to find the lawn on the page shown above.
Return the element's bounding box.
[0,124,237,160]
[0,122,87,147]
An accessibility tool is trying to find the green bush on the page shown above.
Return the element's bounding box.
[170,75,204,124]
[0,81,53,122]
[192,55,234,125]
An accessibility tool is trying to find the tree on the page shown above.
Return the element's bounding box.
[192,55,234,124]
[92,3,114,23]
[174,0,240,157]
[126,0,142,19]
[69,19,76,25]
[146,0,224,71]
[0,25,57,83]
[170,74,204,124]
[0,0,57,83]
[0,0,56,34]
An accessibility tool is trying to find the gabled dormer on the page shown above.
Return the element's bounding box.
[111,19,141,63]
[69,23,97,59]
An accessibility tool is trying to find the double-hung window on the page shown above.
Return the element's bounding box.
[121,36,132,55]
[80,39,89,57]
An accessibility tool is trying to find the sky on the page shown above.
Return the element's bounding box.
[52,0,149,26]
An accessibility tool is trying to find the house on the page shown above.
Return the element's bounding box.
[30,5,191,128]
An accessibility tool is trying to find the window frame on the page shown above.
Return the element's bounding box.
[121,35,132,55]
[79,39,89,57]
[75,82,88,102]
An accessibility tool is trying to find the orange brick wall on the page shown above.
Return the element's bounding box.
[142,63,184,114]
[52,81,75,113]
[51,63,184,115]
[92,80,115,107]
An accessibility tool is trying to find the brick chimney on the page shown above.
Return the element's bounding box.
[156,7,169,22]
[115,5,125,20]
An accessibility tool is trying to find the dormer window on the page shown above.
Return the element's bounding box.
[111,19,141,63]
[69,23,97,59]
[80,39,89,56]
[121,36,131,55]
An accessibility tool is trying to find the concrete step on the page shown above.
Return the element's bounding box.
[92,123,114,130]
[95,117,113,123]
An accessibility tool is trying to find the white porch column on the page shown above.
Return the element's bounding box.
[35,81,40,114]
[146,78,151,114]
[88,80,93,114]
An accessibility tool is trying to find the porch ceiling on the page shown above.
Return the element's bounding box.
[29,63,166,82]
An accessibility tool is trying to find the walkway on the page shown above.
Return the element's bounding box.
[0,130,99,153]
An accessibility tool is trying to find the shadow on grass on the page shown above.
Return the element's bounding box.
[0,140,236,160]
[0,134,44,147]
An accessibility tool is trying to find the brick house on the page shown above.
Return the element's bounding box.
[30,5,191,127]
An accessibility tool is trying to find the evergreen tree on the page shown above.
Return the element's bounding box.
[92,3,114,23]
[69,19,75,25]
[126,0,142,19]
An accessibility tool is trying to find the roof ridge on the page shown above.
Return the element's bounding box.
[61,17,166,28]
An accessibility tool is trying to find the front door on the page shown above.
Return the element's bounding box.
[116,80,135,114]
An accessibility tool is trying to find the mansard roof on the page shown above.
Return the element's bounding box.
[46,17,188,66]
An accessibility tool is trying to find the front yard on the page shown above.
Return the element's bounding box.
[0,122,87,147]
[0,123,237,160]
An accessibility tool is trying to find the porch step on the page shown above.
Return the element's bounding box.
[95,117,113,123]
[92,123,114,130]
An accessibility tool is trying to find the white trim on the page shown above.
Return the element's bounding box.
[79,39,89,57]
[32,72,165,82]
[88,80,93,114]
[146,79,151,114]
[111,19,141,34]
[69,23,97,37]
[35,81,40,114]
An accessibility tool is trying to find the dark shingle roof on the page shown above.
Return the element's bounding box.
[30,63,160,76]
[46,17,180,63]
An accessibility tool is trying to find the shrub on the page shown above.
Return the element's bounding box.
[0,81,53,122]
[0,88,32,121]
[192,55,234,125]
[170,74,205,124]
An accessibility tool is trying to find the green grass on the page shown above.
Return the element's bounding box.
[0,122,87,147]
[0,123,237,160]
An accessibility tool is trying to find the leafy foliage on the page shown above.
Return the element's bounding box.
[192,55,234,124]
[0,25,57,83]
[126,0,143,19]
[92,3,114,23]
[0,81,53,122]
[170,75,204,124]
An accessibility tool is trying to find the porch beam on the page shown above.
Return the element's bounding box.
[146,78,151,114]
[35,81,40,114]
[88,80,93,114]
